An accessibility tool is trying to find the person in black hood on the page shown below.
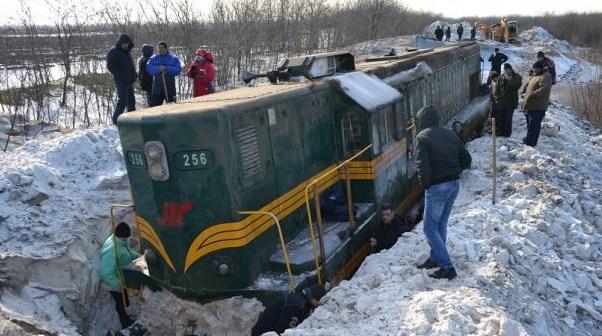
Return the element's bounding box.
[415,106,471,280]
[138,44,154,107]
[107,34,137,125]
[251,284,326,336]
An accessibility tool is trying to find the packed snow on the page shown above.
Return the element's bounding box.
[0,25,601,336]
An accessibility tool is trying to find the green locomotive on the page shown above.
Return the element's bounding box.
[117,42,486,302]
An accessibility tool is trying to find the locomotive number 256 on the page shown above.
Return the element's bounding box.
[175,150,214,170]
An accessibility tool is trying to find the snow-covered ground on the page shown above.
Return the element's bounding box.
[0,26,601,336]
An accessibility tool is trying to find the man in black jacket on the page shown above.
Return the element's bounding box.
[251,284,326,336]
[137,44,154,107]
[434,25,444,41]
[106,34,137,125]
[488,48,509,75]
[456,24,464,40]
[370,204,411,252]
[415,106,471,280]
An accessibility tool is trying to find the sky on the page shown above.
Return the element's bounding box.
[2,0,602,25]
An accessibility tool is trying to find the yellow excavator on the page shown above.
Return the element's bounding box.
[475,18,518,43]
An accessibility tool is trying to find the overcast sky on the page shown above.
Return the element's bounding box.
[3,0,602,25]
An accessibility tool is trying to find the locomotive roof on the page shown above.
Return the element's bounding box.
[122,42,479,119]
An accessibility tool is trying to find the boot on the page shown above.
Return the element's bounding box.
[428,267,457,280]
[417,259,438,269]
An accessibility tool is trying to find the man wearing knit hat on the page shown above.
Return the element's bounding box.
[251,284,327,336]
[99,222,142,329]
[522,61,553,147]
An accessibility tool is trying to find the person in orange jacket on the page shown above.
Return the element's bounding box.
[186,49,216,97]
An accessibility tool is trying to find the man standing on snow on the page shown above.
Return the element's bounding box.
[434,25,444,41]
[99,222,142,329]
[415,106,471,280]
[536,51,556,84]
[186,48,216,98]
[106,34,137,125]
[521,61,552,147]
[445,26,451,42]
[370,204,412,252]
[147,41,182,106]
[488,48,509,75]
[137,44,154,107]
[456,24,464,40]
[251,284,326,336]
[470,26,476,40]
[493,63,523,137]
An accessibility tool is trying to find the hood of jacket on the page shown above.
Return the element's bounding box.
[201,50,214,63]
[116,34,134,51]
[416,106,440,132]
[141,44,154,57]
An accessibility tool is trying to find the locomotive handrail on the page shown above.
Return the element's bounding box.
[238,210,296,291]
[303,144,373,284]
[109,203,144,309]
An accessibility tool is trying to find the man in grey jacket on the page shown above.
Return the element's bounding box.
[415,106,472,280]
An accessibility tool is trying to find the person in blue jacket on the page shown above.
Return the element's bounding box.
[146,41,182,106]
[106,34,137,124]
[99,222,142,329]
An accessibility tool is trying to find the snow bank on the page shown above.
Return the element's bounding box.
[519,27,572,53]
[284,101,602,335]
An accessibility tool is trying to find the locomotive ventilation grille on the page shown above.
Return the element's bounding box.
[236,125,262,178]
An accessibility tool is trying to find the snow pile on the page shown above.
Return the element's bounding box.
[284,101,602,335]
[518,27,572,53]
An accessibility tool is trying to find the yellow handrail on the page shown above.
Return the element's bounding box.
[238,211,296,291]
[303,144,373,284]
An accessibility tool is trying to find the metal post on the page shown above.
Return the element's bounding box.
[492,117,497,204]
[344,166,355,232]
[312,187,327,268]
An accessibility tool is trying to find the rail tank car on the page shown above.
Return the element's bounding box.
[117,41,488,302]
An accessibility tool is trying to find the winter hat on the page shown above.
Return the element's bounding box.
[532,61,544,70]
[115,222,131,238]
[195,48,204,57]
[158,41,168,50]
[503,63,512,70]
[303,284,327,302]
[537,51,545,57]
[142,44,154,57]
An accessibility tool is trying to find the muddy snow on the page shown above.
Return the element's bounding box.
[0,26,601,336]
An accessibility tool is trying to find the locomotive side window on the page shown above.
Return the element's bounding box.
[341,111,362,157]
[377,104,396,151]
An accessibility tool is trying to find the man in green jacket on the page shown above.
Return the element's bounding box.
[494,63,522,137]
[100,222,141,329]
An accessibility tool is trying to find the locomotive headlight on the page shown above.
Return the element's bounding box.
[217,263,231,276]
[144,141,170,181]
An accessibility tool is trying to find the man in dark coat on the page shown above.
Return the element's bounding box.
[415,106,471,280]
[521,61,553,147]
[488,48,509,74]
[370,204,411,252]
[434,25,444,41]
[106,34,137,125]
[536,51,556,84]
[251,284,326,336]
[137,44,154,107]
[146,41,182,106]
[470,26,476,40]
[456,24,464,40]
[493,63,523,137]
[445,26,451,41]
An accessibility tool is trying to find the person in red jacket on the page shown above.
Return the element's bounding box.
[186,49,216,97]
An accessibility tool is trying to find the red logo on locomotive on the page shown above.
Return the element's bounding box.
[158,201,193,228]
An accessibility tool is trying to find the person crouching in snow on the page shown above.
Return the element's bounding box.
[99,222,143,329]
[251,284,326,336]
[370,203,411,253]
[187,49,216,98]
[415,106,471,280]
